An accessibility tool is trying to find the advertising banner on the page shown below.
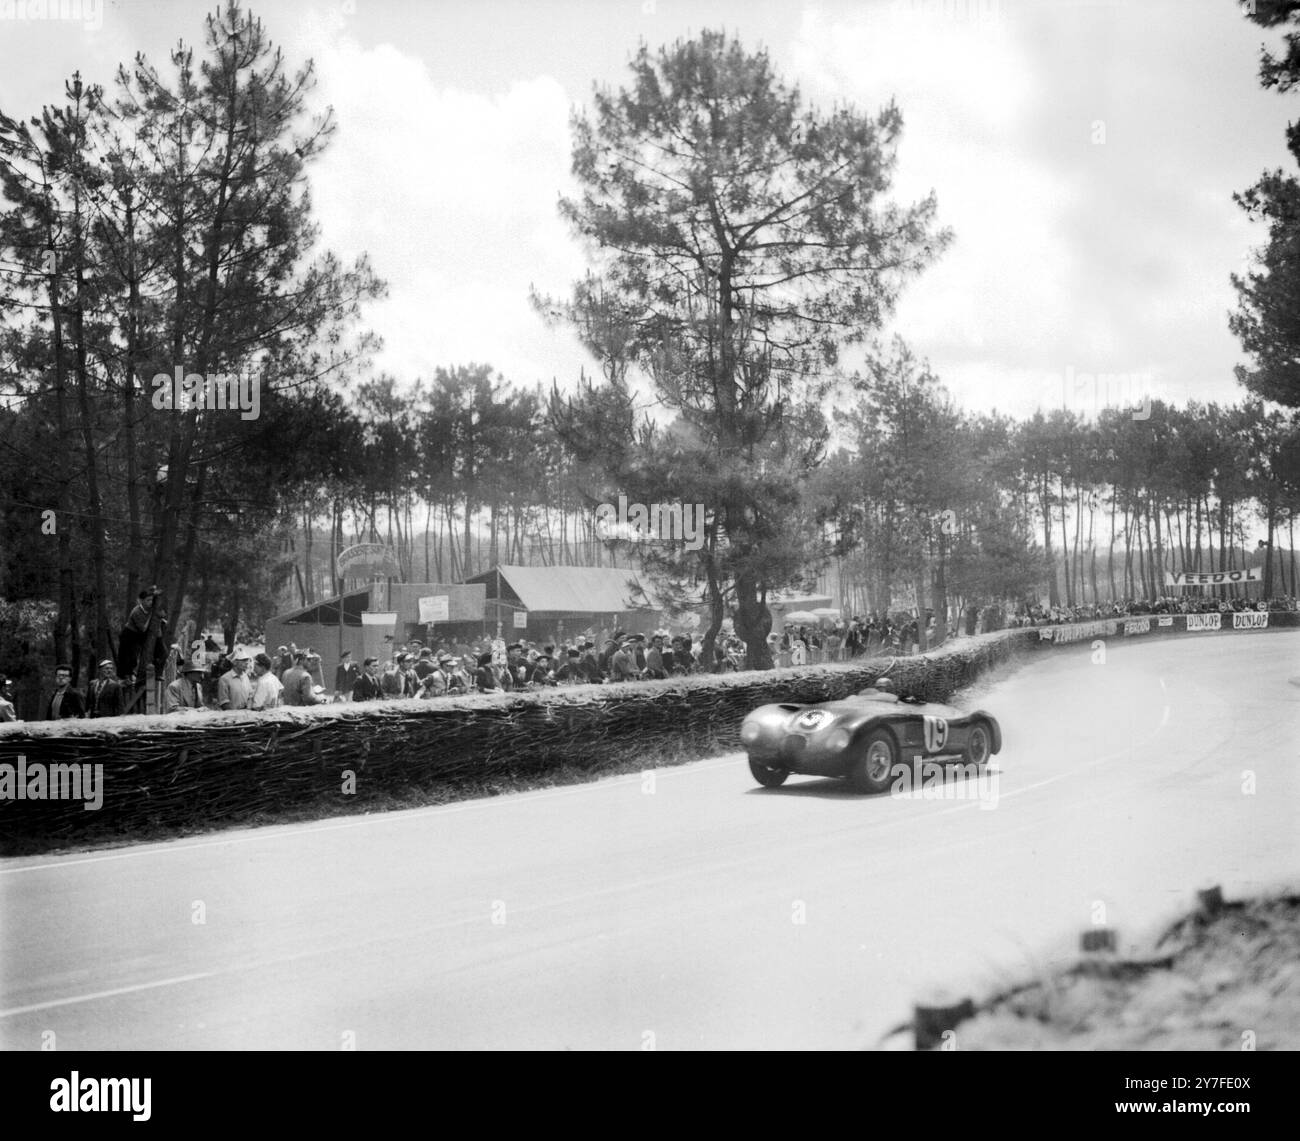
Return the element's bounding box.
[1232,611,1269,630]
[1166,568,1261,587]
[1123,617,1150,635]
[1185,613,1221,632]
[1050,619,1117,644]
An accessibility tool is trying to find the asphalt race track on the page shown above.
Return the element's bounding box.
[2,632,1298,1050]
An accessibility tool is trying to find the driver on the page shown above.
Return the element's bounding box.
[861,676,900,702]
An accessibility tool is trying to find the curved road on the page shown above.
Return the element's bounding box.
[2,632,1298,1049]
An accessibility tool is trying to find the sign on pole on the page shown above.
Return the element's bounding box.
[418,595,450,624]
[513,610,528,629]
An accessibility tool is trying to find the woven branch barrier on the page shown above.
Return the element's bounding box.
[0,612,1293,852]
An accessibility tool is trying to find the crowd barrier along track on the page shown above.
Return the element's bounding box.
[0,613,1294,852]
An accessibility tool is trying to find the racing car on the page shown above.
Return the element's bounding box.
[740,677,1001,794]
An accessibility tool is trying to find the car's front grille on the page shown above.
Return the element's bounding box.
[779,735,806,762]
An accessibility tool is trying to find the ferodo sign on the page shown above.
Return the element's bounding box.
[1233,611,1269,630]
[1123,617,1150,635]
[1185,613,1221,632]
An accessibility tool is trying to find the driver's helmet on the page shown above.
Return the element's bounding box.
[873,677,895,692]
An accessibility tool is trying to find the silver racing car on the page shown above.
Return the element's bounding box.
[740,678,1002,794]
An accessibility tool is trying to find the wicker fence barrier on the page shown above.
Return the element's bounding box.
[0,630,1031,850]
[1,612,1293,852]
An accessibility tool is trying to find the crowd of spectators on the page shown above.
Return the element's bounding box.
[1005,594,1298,627]
[4,595,1294,722]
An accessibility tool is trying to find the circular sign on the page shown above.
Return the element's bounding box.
[336,543,401,580]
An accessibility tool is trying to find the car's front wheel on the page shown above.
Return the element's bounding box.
[849,728,900,794]
[749,758,789,788]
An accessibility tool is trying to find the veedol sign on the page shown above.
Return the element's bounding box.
[1166,569,1261,587]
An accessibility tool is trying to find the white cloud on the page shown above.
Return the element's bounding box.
[298,22,594,391]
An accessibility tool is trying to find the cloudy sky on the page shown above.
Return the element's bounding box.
[1,0,1293,421]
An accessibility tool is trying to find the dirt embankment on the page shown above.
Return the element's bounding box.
[897,892,1300,1050]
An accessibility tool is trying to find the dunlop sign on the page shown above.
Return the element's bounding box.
[1233,611,1269,630]
[1185,613,1222,632]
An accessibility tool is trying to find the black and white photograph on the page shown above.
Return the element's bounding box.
[0,0,1297,1098]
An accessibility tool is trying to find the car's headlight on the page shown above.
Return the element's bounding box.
[740,720,762,744]
[826,728,851,752]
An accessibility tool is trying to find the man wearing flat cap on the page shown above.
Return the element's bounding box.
[165,663,207,713]
[87,658,125,718]
[217,648,252,711]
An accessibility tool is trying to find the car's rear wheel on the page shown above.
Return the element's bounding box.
[749,758,789,788]
[964,720,992,768]
[849,728,900,794]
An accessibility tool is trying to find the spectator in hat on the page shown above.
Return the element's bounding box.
[444,655,471,694]
[334,650,360,702]
[526,652,556,686]
[414,648,437,685]
[217,650,253,711]
[609,637,639,682]
[87,658,125,719]
[505,643,528,689]
[275,645,293,679]
[554,648,584,685]
[165,663,207,713]
[353,657,384,701]
[249,652,284,711]
[45,664,86,720]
